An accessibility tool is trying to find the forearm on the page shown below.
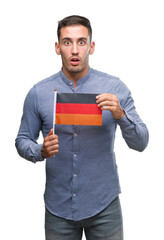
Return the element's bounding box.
[15,137,44,163]
[116,113,149,152]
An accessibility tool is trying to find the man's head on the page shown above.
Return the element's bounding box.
[57,15,92,42]
[55,15,95,81]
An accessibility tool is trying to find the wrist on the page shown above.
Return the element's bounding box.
[41,145,46,158]
[114,110,125,120]
[119,110,125,119]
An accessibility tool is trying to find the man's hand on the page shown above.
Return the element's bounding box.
[96,93,125,120]
[41,129,59,158]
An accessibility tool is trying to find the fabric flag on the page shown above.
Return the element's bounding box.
[55,93,102,126]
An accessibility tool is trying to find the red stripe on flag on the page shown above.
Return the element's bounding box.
[56,103,102,115]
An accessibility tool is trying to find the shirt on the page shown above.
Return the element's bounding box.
[15,68,149,221]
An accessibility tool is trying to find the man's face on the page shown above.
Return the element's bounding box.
[55,25,95,78]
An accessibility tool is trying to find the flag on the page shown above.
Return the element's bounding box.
[55,93,102,126]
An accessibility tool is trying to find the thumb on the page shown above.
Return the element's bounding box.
[48,129,53,136]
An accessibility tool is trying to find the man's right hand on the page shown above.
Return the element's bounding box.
[41,129,59,158]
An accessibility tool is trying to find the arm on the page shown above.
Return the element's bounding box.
[15,87,59,163]
[96,91,149,152]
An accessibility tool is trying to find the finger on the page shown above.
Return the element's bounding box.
[96,93,112,99]
[47,134,58,142]
[47,143,59,153]
[96,95,115,104]
[101,106,116,111]
[44,138,59,148]
[46,144,59,152]
[48,150,59,158]
[44,129,53,141]
[97,100,117,108]
[48,138,59,147]
[45,133,58,143]
[44,149,59,159]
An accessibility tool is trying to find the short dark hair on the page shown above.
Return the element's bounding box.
[57,15,92,42]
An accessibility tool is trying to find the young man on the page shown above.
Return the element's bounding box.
[15,15,149,240]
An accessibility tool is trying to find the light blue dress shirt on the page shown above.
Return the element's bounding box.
[15,68,149,221]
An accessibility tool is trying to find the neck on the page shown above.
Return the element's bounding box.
[62,66,89,89]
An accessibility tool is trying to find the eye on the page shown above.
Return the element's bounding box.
[64,41,71,46]
[79,40,85,45]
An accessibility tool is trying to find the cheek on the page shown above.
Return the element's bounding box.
[60,48,70,59]
[81,48,90,60]
[83,52,90,63]
[60,53,70,65]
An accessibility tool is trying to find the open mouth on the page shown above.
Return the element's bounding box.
[70,57,80,65]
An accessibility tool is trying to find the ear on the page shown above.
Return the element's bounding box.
[89,41,95,55]
[55,42,61,55]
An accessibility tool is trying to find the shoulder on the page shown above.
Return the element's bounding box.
[29,71,61,96]
[91,68,127,89]
[34,72,60,89]
[25,71,60,104]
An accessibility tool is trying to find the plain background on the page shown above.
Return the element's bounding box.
[1,0,164,239]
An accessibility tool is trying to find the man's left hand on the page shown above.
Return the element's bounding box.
[96,93,125,120]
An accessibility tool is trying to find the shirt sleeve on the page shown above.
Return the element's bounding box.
[116,87,149,152]
[15,86,45,163]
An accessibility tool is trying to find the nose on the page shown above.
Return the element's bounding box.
[72,42,79,55]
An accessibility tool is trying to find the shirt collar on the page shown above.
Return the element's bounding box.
[59,67,92,87]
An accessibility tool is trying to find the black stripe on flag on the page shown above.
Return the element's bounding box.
[57,93,98,104]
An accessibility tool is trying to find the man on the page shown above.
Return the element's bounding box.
[15,15,149,240]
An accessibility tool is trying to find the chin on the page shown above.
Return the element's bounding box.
[68,67,83,73]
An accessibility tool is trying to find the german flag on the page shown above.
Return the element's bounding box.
[55,93,102,126]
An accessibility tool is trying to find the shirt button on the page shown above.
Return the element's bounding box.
[69,82,73,85]
[74,174,77,177]
[74,154,77,158]
[73,193,76,197]
[74,133,77,137]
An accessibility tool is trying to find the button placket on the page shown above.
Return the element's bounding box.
[71,126,79,219]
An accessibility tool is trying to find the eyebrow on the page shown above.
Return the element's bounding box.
[61,37,88,42]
